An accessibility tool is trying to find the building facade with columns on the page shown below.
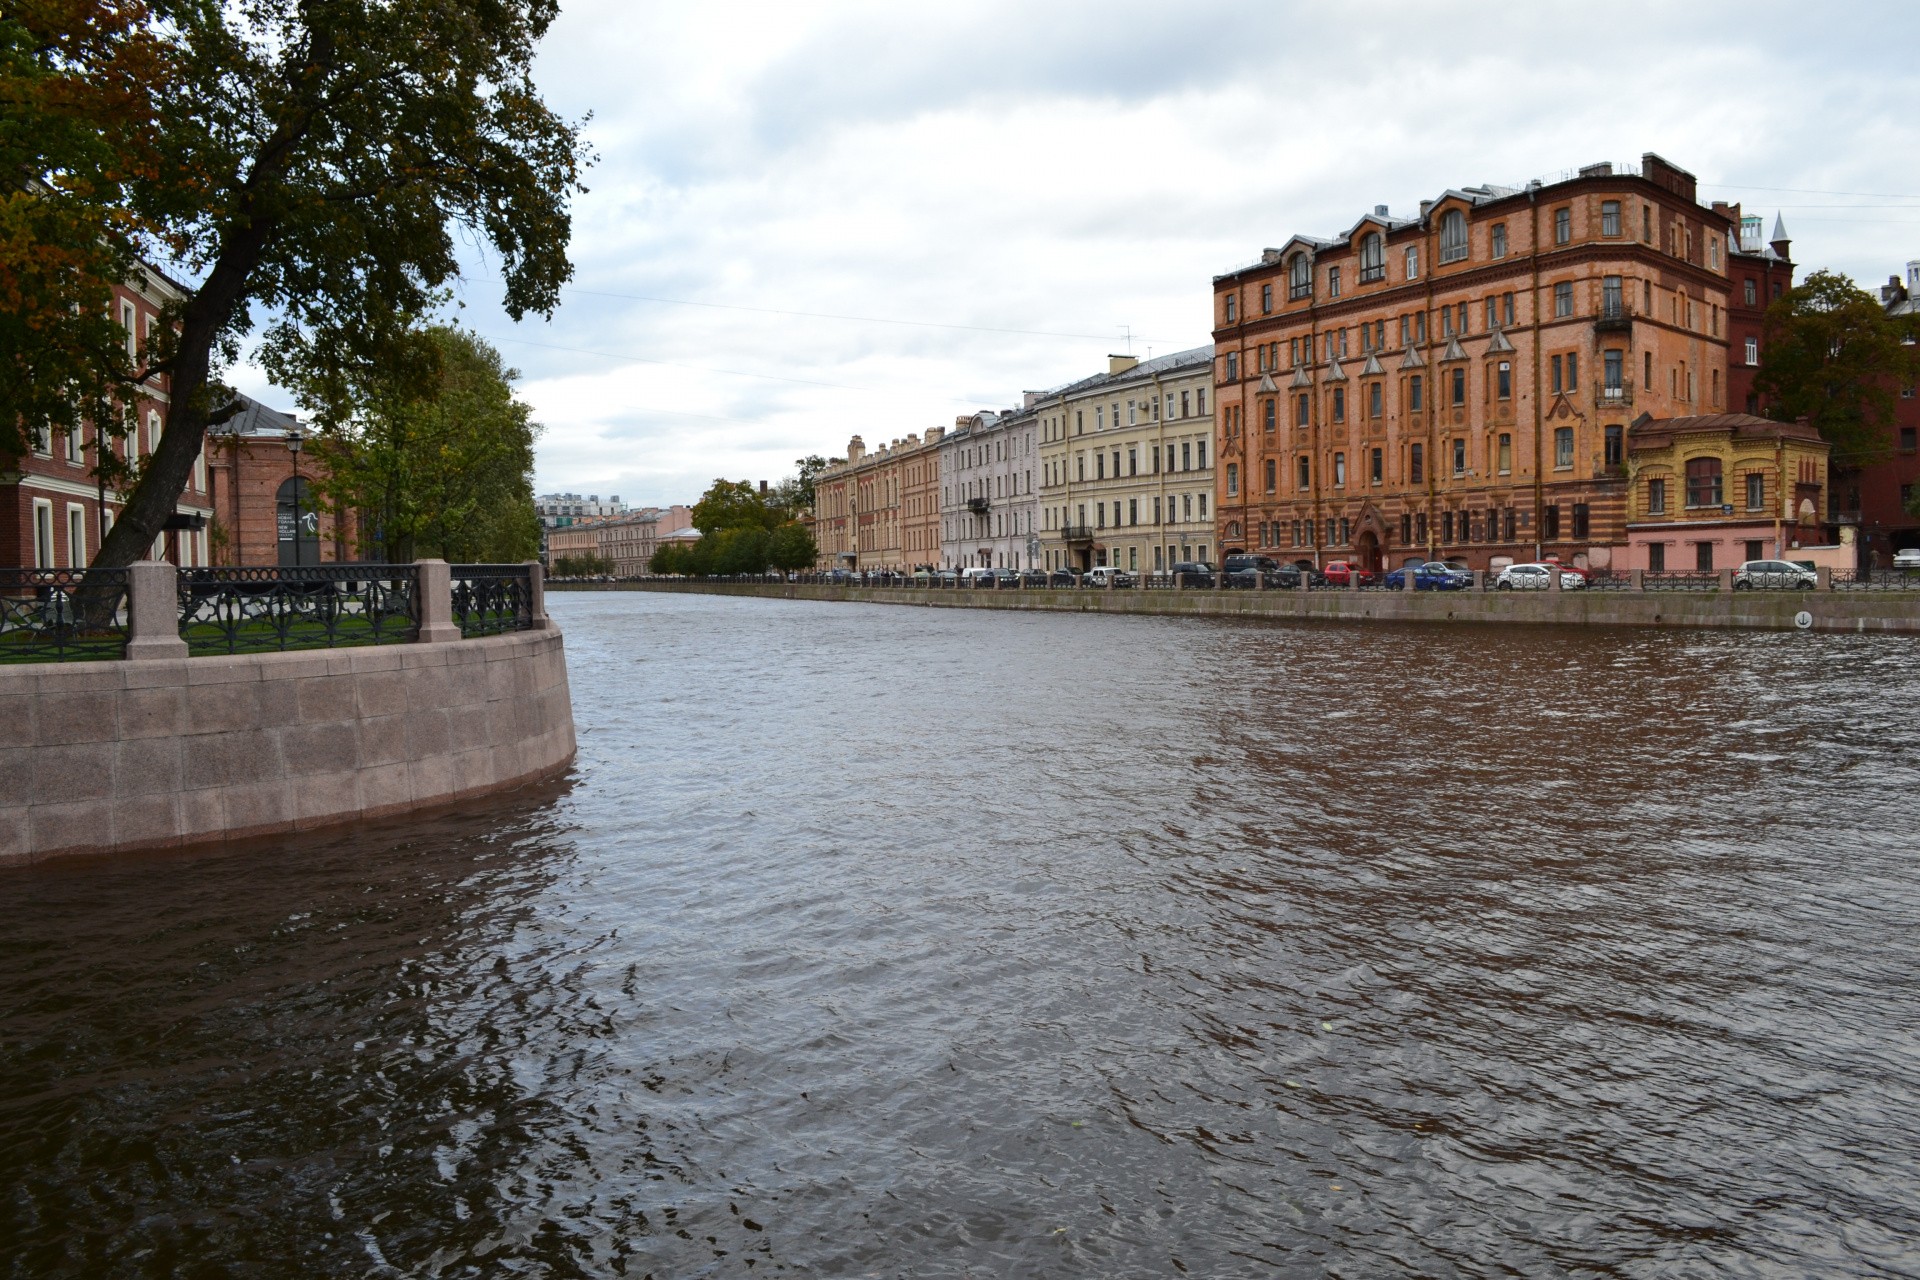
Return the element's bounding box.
[1211,153,1757,572]
[1036,348,1216,575]
[939,408,1040,570]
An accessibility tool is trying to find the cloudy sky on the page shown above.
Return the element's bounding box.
[234,0,1920,509]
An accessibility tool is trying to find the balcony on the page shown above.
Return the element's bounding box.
[1593,378,1635,410]
[967,497,990,515]
[1059,524,1095,543]
[1594,299,1634,332]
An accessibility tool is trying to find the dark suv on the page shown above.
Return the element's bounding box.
[1168,560,1218,587]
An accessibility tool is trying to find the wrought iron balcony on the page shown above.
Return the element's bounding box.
[1594,299,1634,332]
[1059,524,1095,542]
[967,497,990,514]
[1593,378,1635,409]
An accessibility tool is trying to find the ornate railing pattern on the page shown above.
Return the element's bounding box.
[1831,569,1920,591]
[1642,572,1722,592]
[178,565,420,655]
[450,564,535,637]
[0,568,131,663]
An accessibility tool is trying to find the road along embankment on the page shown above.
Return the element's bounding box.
[577,580,1920,634]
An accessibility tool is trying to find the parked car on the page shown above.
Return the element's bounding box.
[961,566,997,588]
[1537,555,1592,582]
[1321,560,1377,587]
[990,567,1022,587]
[1733,559,1818,590]
[1169,560,1218,587]
[824,567,856,584]
[1495,563,1585,590]
[1018,570,1050,587]
[933,568,961,585]
[1047,568,1082,588]
[1085,566,1137,588]
[1383,561,1469,591]
[1894,548,1920,570]
[910,567,936,584]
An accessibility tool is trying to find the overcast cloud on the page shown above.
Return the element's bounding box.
[231,0,1920,508]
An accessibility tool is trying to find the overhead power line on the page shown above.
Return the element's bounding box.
[562,286,1157,344]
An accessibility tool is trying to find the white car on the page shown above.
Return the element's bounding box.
[1495,563,1585,590]
[1733,560,1817,590]
[1894,548,1920,570]
[1084,566,1137,588]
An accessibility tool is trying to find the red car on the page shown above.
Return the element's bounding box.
[1321,560,1377,587]
[1537,555,1592,581]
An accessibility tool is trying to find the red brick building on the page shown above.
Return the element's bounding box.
[1849,261,1920,565]
[0,266,215,569]
[204,396,351,565]
[1213,153,1761,573]
[1722,211,1797,417]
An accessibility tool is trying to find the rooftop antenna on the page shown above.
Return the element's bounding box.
[1121,324,1133,355]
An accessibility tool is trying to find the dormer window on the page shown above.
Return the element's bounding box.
[1359,232,1385,283]
[1288,252,1312,300]
[1439,209,1468,263]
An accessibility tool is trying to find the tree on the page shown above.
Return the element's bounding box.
[691,478,780,534]
[768,521,817,571]
[0,2,171,462]
[552,553,610,577]
[2,0,588,570]
[1756,270,1920,468]
[303,327,541,563]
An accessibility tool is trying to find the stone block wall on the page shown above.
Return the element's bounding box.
[0,628,575,862]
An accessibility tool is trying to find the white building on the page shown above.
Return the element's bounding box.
[938,407,1041,570]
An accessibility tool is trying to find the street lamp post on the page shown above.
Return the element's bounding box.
[287,428,305,566]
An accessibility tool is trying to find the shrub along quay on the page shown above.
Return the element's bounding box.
[578,572,1920,634]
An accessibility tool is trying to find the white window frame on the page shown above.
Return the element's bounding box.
[66,503,87,567]
[1745,337,1759,366]
[32,499,54,568]
[1404,245,1419,279]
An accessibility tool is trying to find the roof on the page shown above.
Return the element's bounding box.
[1627,412,1824,446]
[1035,345,1215,401]
[211,393,302,437]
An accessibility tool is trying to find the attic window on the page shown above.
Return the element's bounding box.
[1439,209,1468,263]
[1288,253,1312,300]
[1359,232,1385,283]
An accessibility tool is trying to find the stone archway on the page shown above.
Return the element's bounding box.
[1352,506,1390,573]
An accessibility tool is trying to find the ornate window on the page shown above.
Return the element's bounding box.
[1685,456,1723,508]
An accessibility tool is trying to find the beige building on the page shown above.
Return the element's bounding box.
[812,430,943,572]
[1037,348,1217,574]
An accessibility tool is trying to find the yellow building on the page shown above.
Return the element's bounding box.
[1037,347,1217,575]
[1624,412,1828,571]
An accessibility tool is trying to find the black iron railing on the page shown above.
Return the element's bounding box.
[1642,571,1722,592]
[178,565,419,655]
[450,564,535,637]
[1831,569,1920,591]
[0,568,130,663]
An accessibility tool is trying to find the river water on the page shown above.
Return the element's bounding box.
[3,591,1919,1278]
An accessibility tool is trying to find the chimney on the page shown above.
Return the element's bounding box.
[1374,204,1389,217]
[1419,198,1433,217]
[1260,247,1282,264]
[759,479,767,494]
[1109,354,1139,376]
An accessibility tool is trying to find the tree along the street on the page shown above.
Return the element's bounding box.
[1756,270,1920,468]
[691,479,784,534]
[2,0,588,571]
[303,327,541,564]
[648,522,815,576]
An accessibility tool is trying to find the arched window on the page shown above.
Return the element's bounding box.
[1288,252,1312,300]
[1359,232,1385,282]
[1685,457,1723,508]
[1439,209,1469,263]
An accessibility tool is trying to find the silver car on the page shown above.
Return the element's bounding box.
[1733,560,1817,590]
[1495,563,1584,590]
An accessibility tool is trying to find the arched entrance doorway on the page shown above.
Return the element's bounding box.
[1355,530,1382,574]
[276,477,321,565]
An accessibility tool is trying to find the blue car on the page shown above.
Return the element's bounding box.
[1383,561,1469,591]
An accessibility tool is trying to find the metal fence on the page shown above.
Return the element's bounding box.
[178,565,420,655]
[0,568,131,663]
[1641,572,1723,592]
[1831,569,1920,592]
[450,564,536,637]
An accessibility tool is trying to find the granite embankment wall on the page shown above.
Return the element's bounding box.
[592,580,1920,634]
[1,628,576,863]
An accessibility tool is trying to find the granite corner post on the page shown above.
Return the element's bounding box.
[414,559,462,643]
[125,560,188,660]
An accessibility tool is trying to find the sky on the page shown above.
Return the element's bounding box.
[230,0,1920,510]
